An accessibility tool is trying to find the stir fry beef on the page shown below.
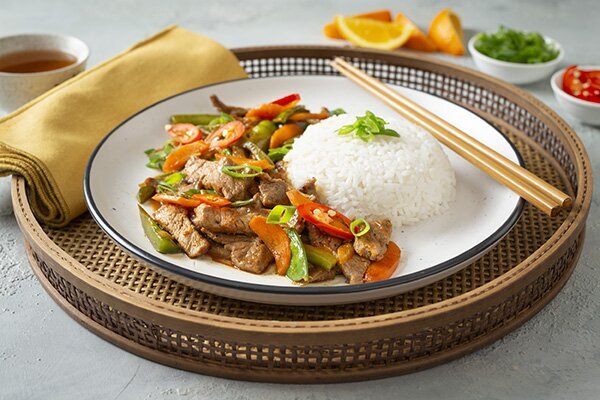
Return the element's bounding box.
[210,95,248,118]
[227,239,273,274]
[192,203,267,235]
[258,174,290,208]
[339,252,371,284]
[306,223,343,253]
[201,230,272,274]
[299,178,320,202]
[305,264,336,283]
[183,157,253,201]
[353,219,392,261]
[153,204,210,258]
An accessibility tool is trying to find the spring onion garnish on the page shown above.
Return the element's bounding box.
[330,108,347,116]
[221,164,263,178]
[266,205,297,225]
[337,111,400,142]
[350,218,371,237]
[156,182,178,194]
[144,140,176,170]
[231,198,255,208]
[163,172,186,186]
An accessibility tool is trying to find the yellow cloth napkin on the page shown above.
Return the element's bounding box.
[0,26,247,227]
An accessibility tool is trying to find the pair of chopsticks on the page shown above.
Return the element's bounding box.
[330,57,572,217]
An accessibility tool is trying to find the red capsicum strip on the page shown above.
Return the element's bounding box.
[271,93,301,106]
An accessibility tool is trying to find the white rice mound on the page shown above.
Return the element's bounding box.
[284,114,456,227]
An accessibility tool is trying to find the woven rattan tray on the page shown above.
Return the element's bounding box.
[12,46,592,383]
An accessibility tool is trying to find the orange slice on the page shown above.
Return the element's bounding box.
[334,16,413,50]
[394,13,437,52]
[323,10,392,39]
[428,8,465,56]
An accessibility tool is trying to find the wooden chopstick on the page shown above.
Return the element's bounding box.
[330,57,571,217]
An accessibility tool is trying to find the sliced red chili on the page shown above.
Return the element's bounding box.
[297,202,354,240]
[166,123,202,144]
[563,65,600,103]
[271,93,301,106]
[205,121,245,149]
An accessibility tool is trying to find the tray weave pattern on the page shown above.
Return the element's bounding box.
[15,46,591,382]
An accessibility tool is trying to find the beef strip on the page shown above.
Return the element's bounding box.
[353,219,392,261]
[153,204,210,258]
[210,95,248,118]
[201,229,272,274]
[226,239,273,274]
[305,264,336,283]
[339,252,371,284]
[192,203,267,235]
[183,156,253,201]
[306,223,342,253]
[299,177,320,202]
[258,174,290,208]
[206,242,233,266]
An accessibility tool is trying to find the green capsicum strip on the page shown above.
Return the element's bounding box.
[247,120,277,151]
[285,228,309,282]
[169,114,219,125]
[304,244,337,271]
[243,141,275,166]
[267,144,293,161]
[136,185,156,203]
[273,106,306,124]
[138,206,181,254]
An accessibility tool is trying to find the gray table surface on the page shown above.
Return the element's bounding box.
[1,0,598,399]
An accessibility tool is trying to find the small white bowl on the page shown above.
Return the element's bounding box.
[550,66,600,126]
[0,33,89,113]
[468,34,563,85]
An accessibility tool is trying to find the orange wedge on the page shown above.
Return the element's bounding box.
[428,8,465,56]
[394,13,437,52]
[323,10,392,39]
[334,16,413,50]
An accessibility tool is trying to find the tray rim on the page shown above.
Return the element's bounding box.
[83,74,526,301]
[24,231,584,383]
[11,45,593,341]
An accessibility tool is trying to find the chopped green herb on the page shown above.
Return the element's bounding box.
[337,111,400,142]
[474,26,559,64]
[330,108,347,116]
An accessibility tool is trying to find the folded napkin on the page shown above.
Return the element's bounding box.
[0,26,247,227]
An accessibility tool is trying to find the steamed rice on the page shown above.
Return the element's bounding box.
[284,114,456,227]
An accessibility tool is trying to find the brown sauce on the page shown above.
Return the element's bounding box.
[0,50,76,73]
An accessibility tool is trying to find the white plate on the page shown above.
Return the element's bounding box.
[84,76,523,305]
